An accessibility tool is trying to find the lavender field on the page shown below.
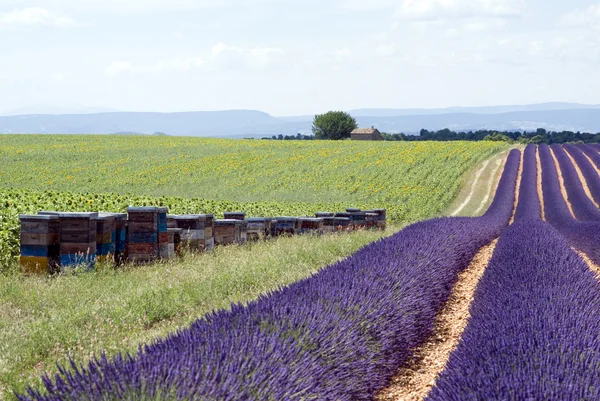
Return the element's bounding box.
[16,144,600,400]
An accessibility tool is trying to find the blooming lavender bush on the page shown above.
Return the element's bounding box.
[427,219,600,400]
[550,144,600,221]
[17,151,520,401]
[513,144,541,221]
[564,144,600,206]
[539,144,600,265]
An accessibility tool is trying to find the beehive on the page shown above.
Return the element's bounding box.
[19,214,60,275]
[349,211,369,230]
[334,213,354,231]
[57,212,98,269]
[334,217,352,232]
[272,217,297,236]
[246,218,272,241]
[167,227,183,258]
[365,209,387,230]
[112,213,128,266]
[224,212,246,221]
[315,212,335,218]
[296,218,324,235]
[174,214,215,252]
[127,207,159,264]
[365,213,379,229]
[239,220,248,244]
[346,208,362,213]
[214,219,242,245]
[96,214,116,264]
[167,215,178,229]
[157,207,169,259]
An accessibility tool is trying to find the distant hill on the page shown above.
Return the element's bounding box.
[2,103,600,136]
[348,102,600,117]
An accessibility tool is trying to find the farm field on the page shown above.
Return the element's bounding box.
[0,137,505,271]
[0,135,505,220]
[0,137,509,399]
[14,143,600,400]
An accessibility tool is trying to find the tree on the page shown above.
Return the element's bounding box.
[312,111,358,140]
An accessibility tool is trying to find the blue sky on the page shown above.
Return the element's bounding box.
[0,0,599,115]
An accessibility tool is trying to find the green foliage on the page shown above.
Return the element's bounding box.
[483,133,515,143]
[0,230,391,398]
[0,136,505,271]
[311,111,358,140]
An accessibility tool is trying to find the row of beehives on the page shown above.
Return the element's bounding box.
[18,207,386,275]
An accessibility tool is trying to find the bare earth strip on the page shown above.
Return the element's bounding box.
[376,239,498,401]
[576,250,600,278]
[549,147,576,219]
[582,152,600,176]
[474,158,504,215]
[509,150,524,225]
[563,147,600,208]
[451,160,490,216]
[447,151,509,217]
[536,146,546,221]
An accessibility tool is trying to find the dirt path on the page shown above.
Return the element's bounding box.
[376,240,498,401]
[549,147,576,219]
[448,151,509,217]
[509,150,524,225]
[474,159,503,215]
[536,147,545,221]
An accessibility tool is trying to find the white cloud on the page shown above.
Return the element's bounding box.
[561,4,600,31]
[0,8,76,29]
[394,0,522,21]
[105,43,284,76]
[105,57,205,77]
[51,72,68,82]
[375,43,401,57]
[209,42,284,67]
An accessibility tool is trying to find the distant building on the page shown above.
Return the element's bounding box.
[351,127,383,141]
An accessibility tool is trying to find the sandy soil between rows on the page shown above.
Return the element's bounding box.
[376,239,498,401]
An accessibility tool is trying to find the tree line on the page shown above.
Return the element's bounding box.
[259,111,600,144]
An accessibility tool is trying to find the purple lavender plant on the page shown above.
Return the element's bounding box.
[18,150,521,401]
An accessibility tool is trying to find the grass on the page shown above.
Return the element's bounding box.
[0,137,509,399]
[0,228,393,399]
[0,135,506,221]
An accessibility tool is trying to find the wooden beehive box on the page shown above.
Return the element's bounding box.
[296,218,324,235]
[19,214,60,275]
[127,207,159,264]
[272,217,297,236]
[214,219,242,246]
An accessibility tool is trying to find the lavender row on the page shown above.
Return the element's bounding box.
[564,144,600,207]
[539,144,600,265]
[17,151,521,401]
[550,144,600,222]
[513,144,541,220]
[577,144,600,169]
[427,219,600,400]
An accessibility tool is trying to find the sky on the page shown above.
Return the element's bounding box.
[0,0,599,116]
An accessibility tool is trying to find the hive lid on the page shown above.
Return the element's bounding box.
[127,206,159,213]
[157,207,169,213]
[214,219,241,225]
[55,212,99,219]
[346,208,362,212]
[174,214,214,220]
[246,217,268,222]
[20,214,60,221]
[297,217,324,222]
[99,212,127,219]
